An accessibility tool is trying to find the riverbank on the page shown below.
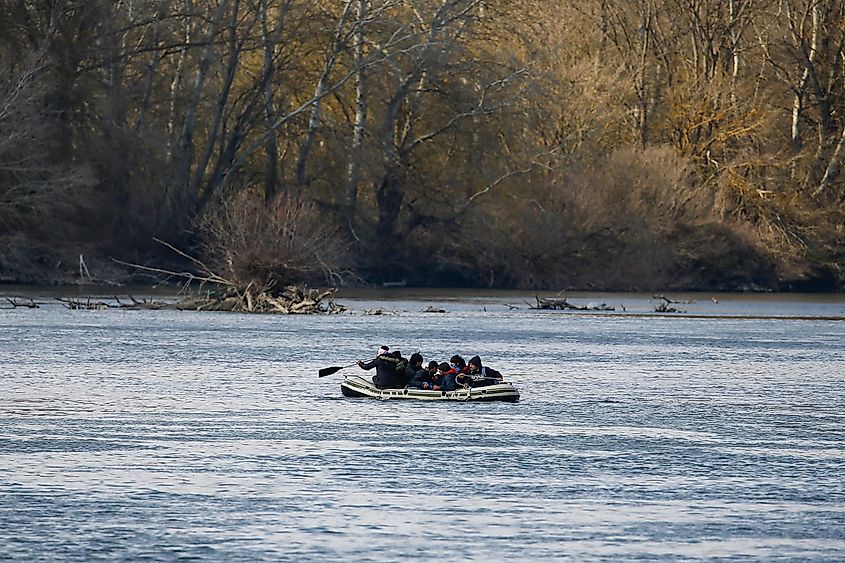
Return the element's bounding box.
[2,285,844,319]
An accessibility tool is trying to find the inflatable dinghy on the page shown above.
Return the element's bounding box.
[340,375,519,402]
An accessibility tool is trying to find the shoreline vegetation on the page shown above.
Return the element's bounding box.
[1,2,843,293]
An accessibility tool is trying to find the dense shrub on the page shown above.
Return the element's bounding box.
[199,190,349,290]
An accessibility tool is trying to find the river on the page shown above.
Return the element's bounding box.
[1,290,844,561]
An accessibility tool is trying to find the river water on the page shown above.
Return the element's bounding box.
[1,290,844,561]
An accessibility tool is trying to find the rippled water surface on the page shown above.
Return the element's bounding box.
[1,291,844,561]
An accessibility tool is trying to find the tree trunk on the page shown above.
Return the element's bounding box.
[294,0,355,189]
[373,84,410,260]
[346,0,368,238]
[167,0,226,230]
[166,0,194,159]
[259,0,286,204]
[135,0,167,132]
[191,0,242,208]
[814,124,845,198]
[375,168,405,262]
[791,68,810,153]
[635,4,653,147]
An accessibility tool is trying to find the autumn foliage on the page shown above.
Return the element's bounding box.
[0,0,842,290]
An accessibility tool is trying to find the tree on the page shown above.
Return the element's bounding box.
[0,55,95,279]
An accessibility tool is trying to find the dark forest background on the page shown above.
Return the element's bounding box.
[1,0,843,291]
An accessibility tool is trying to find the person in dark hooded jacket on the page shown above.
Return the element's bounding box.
[409,360,441,390]
[392,350,408,383]
[358,346,404,389]
[404,353,425,386]
[462,355,504,387]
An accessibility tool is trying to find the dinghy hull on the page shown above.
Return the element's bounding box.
[340,375,519,402]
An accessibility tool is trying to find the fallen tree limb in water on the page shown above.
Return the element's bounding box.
[173,285,345,314]
[111,239,346,315]
[54,287,344,314]
[530,295,615,311]
[4,297,39,309]
[56,297,112,310]
[653,295,686,313]
[55,295,169,310]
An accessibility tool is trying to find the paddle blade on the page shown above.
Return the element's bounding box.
[318,366,344,378]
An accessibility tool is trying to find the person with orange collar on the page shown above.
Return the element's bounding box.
[438,361,461,391]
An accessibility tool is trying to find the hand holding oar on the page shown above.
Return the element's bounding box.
[321,346,389,377]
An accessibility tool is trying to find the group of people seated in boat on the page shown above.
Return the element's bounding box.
[357,345,504,391]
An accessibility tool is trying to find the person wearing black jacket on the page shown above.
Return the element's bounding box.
[358,347,404,389]
[462,355,504,387]
[404,353,424,384]
[407,357,443,390]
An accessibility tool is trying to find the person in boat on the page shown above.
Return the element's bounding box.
[450,355,467,373]
[409,360,441,390]
[439,361,462,391]
[463,355,504,387]
[403,352,424,386]
[392,350,409,385]
[358,346,404,389]
[443,355,471,390]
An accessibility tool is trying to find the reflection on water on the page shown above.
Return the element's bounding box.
[1,292,844,561]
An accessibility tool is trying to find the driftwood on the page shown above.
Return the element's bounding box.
[653,294,696,304]
[363,308,391,315]
[652,294,695,313]
[530,296,571,310]
[653,296,686,313]
[173,285,345,314]
[111,239,345,315]
[530,296,615,311]
[52,285,344,315]
[4,297,39,309]
[123,295,169,309]
[56,295,169,310]
[57,297,112,310]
